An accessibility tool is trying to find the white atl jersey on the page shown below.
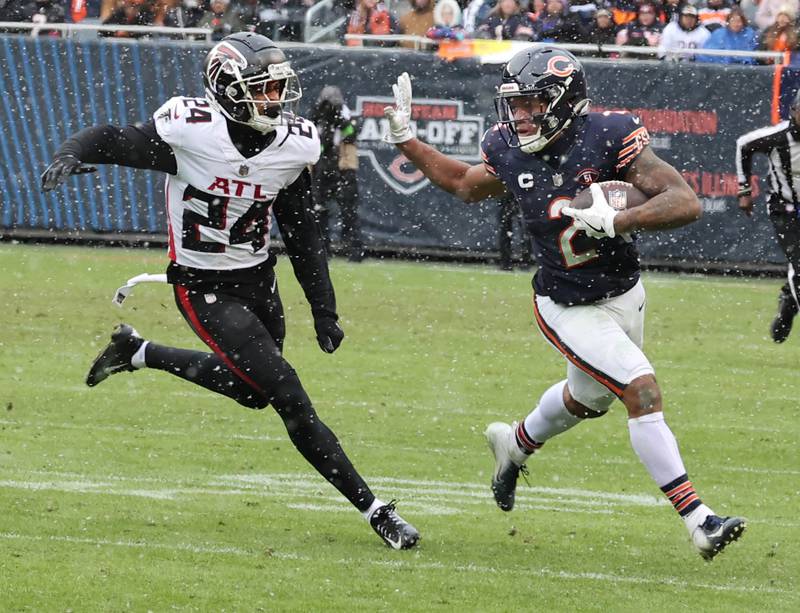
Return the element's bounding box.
[153,96,320,270]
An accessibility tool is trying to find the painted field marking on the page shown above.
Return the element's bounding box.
[3,418,797,477]
[0,532,786,596]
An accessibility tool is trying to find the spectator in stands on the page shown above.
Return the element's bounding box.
[662,0,682,24]
[400,0,435,46]
[197,0,244,40]
[236,0,262,30]
[568,0,596,26]
[101,0,157,37]
[427,0,466,40]
[529,0,545,20]
[462,0,493,34]
[658,4,710,60]
[698,0,731,32]
[162,0,205,29]
[343,0,399,46]
[696,7,759,63]
[254,0,314,40]
[756,0,799,30]
[531,0,586,43]
[760,4,798,59]
[0,0,65,34]
[615,1,662,55]
[585,6,618,52]
[475,0,535,40]
[611,0,638,27]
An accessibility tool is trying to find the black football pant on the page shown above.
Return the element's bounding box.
[142,283,375,512]
[314,170,363,260]
[769,208,800,307]
[497,193,533,270]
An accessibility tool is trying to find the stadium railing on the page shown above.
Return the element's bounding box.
[343,34,787,64]
[303,0,346,44]
[0,21,213,42]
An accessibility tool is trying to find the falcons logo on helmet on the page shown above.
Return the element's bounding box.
[206,42,247,84]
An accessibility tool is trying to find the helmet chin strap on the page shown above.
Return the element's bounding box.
[245,114,278,134]
[518,99,589,154]
[519,117,573,154]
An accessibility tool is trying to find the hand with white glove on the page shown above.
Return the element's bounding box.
[562,183,619,239]
[383,72,414,144]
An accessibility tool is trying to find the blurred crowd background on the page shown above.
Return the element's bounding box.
[0,0,798,63]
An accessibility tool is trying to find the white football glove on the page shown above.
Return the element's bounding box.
[562,183,618,239]
[383,72,414,144]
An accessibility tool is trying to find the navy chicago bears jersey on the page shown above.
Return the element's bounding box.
[481,112,650,305]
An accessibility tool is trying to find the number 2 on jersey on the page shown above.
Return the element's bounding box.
[549,196,599,268]
[181,184,272,253]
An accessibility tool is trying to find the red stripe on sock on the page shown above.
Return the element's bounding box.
[515,422,543,452]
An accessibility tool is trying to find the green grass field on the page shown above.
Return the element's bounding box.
[1,243,798,612]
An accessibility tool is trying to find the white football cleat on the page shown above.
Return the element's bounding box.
[484,422,529,512]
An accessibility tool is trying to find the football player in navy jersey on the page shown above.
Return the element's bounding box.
[383,46,744,559]
[41,32,418,550]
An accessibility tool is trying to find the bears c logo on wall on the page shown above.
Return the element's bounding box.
[354,95,484,195]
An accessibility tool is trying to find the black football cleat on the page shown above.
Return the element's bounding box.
[691,514,747,561]
[770,285,798,343]
[86,324,144,387]
[369,500,419,550]
[484,422,529,512]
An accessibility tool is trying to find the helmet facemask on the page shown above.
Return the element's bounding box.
[495,81,587,153]
[205,45,302,133]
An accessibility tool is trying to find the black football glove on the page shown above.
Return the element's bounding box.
[314,316,344,354]
[41,155,97,192]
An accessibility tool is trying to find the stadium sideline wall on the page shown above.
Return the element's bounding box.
[0,35,795,268]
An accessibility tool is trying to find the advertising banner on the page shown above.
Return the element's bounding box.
[0,37,784,267]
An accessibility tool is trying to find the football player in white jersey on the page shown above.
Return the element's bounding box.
[41,32,419,550]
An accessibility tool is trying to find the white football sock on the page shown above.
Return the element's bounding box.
[131,341,149,369]
[362,498,385,521]
[683,503,715,534]
[522,380,582,444]
[628,412,687,486]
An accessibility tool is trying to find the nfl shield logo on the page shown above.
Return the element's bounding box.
[607,188,628,211]
[238,164,249,177]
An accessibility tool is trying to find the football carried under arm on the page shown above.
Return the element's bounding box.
[614,146,701,234]
[562,183,620,239]
[383,73,505,203]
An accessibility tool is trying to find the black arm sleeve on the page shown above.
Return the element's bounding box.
[273,168,337,320]
[55,120,178,175]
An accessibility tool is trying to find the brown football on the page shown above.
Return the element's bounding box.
[570,181,649,211]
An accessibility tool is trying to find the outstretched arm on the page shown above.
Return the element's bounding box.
[395,140,506,202]
[384,73,506,203]
[41,120,177,191]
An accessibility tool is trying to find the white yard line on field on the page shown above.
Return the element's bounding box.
[3,469,794,527]
[0,531,786,595]
[0,470,653,514]
[2,418,797,476]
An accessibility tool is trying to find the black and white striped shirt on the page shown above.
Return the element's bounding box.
[736,120,800,206]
